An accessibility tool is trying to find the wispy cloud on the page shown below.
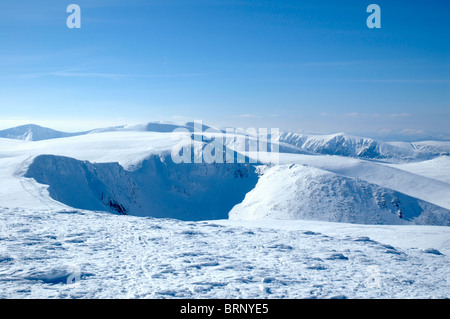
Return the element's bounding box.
[16,69,216,80]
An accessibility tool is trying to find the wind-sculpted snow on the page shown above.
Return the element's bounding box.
[230,165,450,226]
[25,154,258,220]
[0,207,448,298]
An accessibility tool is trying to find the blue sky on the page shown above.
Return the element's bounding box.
[0,0,449,136]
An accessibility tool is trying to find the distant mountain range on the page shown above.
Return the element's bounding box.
[1,123,449,162]
[278,131,450,161]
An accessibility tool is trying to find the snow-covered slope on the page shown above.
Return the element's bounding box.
[0,207,448,299]
[90,122,203,134]
[230,164,449,225]
[88,121,223,136]
[250,153,450,211]
[0,122,219,141]
[0,124,86,141]
[411,141,450,156]
[388,156,450,184]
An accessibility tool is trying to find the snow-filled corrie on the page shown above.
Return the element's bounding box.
[24,154,259,221]
[0,207,448,299]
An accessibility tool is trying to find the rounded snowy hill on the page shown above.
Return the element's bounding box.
[0,124,86,141]
[230,164,449,225]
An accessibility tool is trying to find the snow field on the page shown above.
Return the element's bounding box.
[0,208,448,299]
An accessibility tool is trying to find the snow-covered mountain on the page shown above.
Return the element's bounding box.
[0,124,86,141]
[230,164,449,225]
[0,122,223,141]
[369,129,450,143]
[2,123,448,162]
[278,131,450,161]
[89,122,211,134]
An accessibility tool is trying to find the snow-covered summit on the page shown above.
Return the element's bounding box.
[0,124,86,141]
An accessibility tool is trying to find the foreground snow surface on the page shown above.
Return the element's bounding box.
[0,207,448,299]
